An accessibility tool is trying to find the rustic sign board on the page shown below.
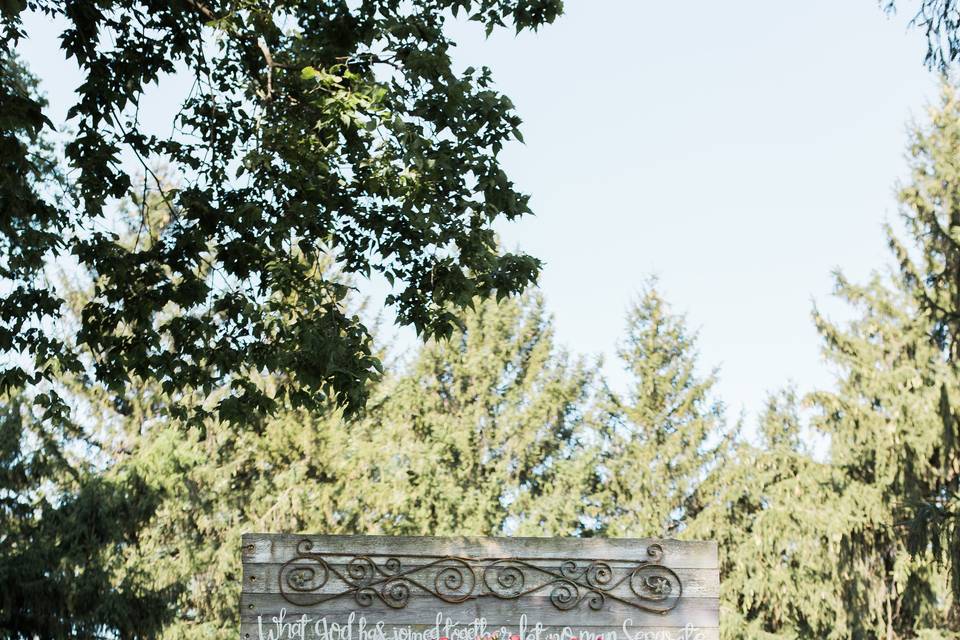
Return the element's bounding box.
[241,534,719,640]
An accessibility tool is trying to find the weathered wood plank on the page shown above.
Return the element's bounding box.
[241,535,718,570]
[239,622,720,640]
[240,534,719,640]
[239,594,719,627]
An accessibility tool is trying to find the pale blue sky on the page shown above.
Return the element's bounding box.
[16,2,940,424]
[448,1,939,422]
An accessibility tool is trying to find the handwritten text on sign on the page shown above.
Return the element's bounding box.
[256,610,707,640]
[240,535,719,640]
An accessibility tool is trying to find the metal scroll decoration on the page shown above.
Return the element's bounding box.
[279,540,682,614]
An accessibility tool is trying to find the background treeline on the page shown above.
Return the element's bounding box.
[4,72,959,638]
[9,50,960,640]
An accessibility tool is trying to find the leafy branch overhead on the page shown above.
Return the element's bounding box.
[884,0,960,69]
[0,0,562,422]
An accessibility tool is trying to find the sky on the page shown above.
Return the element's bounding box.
[15,1,942,425]
[446,1,940,423]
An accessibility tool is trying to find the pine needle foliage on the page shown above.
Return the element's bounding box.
[594,284,730,539]
[810,274,958,638]
[689,391,841,639]
[888,84,960,607]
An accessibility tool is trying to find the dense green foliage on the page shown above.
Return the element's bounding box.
[0,0,559,424]
[810,275,955,638]
[39,249,959,639]
[593,285,729,539]
[887,84,960,609]
[690,392,843,638]
[0,393,175,637]
[695,274,959,639]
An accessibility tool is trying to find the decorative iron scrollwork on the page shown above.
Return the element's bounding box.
[278,540,682,613]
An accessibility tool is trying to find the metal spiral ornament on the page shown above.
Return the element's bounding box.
[380,578,411,608]
[483,560,526,598]
[278,540,684,613]
[435,558,476,603]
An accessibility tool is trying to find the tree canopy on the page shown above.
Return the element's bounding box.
[0,0,561,423]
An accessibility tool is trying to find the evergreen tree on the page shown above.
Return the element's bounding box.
[808,273,958,638]
[692,271,959,639]
[353,292,597,537]
[887,83,960,603]
[689,391,844,639]
[594,284,729,538]
[0,391,175,638]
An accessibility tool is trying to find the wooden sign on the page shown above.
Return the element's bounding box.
[241,535,719,640]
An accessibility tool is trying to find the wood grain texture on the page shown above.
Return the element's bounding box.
[240,534,718,640]
[242,535,719,569]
